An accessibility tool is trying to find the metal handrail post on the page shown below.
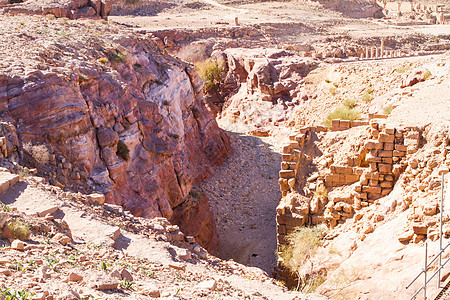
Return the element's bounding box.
[424,242,428,300]
[438,171,446,288]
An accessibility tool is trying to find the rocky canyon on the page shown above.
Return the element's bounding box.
[0,0,450,299]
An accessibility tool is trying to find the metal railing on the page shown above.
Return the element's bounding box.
[406,171,448,300]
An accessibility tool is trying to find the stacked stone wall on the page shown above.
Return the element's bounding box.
[274,120,419,287]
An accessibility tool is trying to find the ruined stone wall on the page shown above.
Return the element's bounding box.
[273,118,422,286]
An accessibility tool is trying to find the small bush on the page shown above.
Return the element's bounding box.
[329,86,337,95]
[383,104,393,115]
[324,106,361,128]
[196,59,224,92]
[278,225,327,292]
[423,70,432,80]
[361,88,373,103]
[23,143,49,166]
[1,288,35,300]
[6,220,30,241]
[396,64,411,73]
[1,203,11,212]
[343,98,356,109]
[109,51,126,63]
[116,140,130,161]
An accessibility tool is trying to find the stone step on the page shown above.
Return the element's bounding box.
[0,171,20,195]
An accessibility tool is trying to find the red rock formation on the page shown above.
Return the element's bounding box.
[2,0,112,19]
[0,18,230,251]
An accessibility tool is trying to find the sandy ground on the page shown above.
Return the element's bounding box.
[199,131,283,274]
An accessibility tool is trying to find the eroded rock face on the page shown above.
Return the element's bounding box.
[2,0,112,20]
[0,17,230,251]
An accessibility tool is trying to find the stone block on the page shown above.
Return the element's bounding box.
[378,133,395,143]
[381,188,393,196]
[279,170,295,179]
[384,174,394,181]
[282,145,291,154]
[378,150,393,157]
[354,184,362,192]
[277,224,286,235]
[384,143,394,151]
[370,129,379,138]
[340,120,350,129]
[412,223,427,235]
[384,128,395,135]
[345,174,360,183]
[362,186,382,194]
[281,162,289,170]
[276,214,305,227]
[331,165,353,175]
[395,144,407,151]
[331,119,340,128]
[282,153,295,162]
[382,158,393,164]
[393,150,406,157]
[87,193,105,205]
[366,172,379,180]
[367,193,382,200]
[359,192,368,200]
[380,181,393,188]
[369,179,378,187]
[379,164,392,174]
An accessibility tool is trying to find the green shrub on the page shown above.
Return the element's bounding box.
[423,70,432,80]
[116,140,130,161]
[196,59,224,92]
[361,88,373,103]
[109,51,126,63]
[329,86,337,95]
[324,106,361,128]
[278,225,327,292]
[343,98,356,109]
[383,104,393,115]
[396,64,411,73]
[5,220,30,241]
[1,288,35,300]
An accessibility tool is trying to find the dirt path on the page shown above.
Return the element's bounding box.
[199,131,284,274]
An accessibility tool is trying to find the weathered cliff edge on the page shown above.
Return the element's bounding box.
[0,16,230,252]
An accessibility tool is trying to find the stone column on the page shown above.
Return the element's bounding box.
[376,47,379,58]
[360,52,364,60]
[366,47,370,59]
[235,17,239,26]
[371,47,375,59]
[381,39,385,58]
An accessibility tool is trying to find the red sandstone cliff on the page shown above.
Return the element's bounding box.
[0,16,230,252]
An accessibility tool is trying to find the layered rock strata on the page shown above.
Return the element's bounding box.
[0,16,230,252]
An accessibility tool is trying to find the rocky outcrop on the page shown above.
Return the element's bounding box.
[2,0,113,19]
[0,16,230,252]
[315,0,384,19]
[203,48,319,134]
